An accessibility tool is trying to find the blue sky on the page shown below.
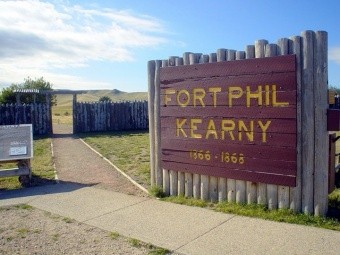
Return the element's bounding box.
[0,0,339,92]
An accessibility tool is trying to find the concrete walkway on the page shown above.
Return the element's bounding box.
[1,183,340,255]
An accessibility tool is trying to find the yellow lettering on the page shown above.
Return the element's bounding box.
[208,87,221,107]
[258,120,271,143]
[164,89,176,106]
[272,85,289,107]
[205,119,218,139]
[221,120,235,140]
[177,89,190,107]
[228,87,243,107]
[238,120,254,141]
[246,85,262,107]
[190,119,202,138]
[193,88,206,107]
[176,118,187,137]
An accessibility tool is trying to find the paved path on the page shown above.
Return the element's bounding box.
[1,125,340,254]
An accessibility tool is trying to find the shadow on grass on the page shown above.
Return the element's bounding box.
[0,179,98,200]
[78,129,149,139]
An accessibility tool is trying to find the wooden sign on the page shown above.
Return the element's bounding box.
[160,55,297,187]
[0,124,33,161]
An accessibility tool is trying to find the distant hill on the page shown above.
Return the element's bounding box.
[55,90,148,107]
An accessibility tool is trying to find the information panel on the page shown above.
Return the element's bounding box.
[160,55,297,187]
[0,124,33,161]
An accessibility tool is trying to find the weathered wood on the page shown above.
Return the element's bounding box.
[301,30,315,214]
[185,172,193,197]
[245,44,257,204]
[278,185,290,209]
[163,168,170,195]
[154,60,163,186]
[170,169,178,196]
[265,43,279,210]
[209,176,218,202]
[217,48,227,202]
[255,39,268,205]
[235,50,246,204]
[178,171,185,196]
[218,178,227,202]
[201,175,209,201]
[277,38,290,209]
[193,174,200,199]
[0,167,30,178]
[289,35,302,213]
[313,31,328,216]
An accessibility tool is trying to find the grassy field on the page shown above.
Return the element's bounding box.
[52,90,148,126]
[0,137,55,190]
[80,131,150,188]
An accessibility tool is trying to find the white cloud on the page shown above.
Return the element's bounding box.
[0,0,167,89]
[329,47,340,64]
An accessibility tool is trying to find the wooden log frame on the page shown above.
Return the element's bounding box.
[147,30,329,216]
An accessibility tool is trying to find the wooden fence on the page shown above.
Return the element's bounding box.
[148,30,328,216]
[75,101,148,133]
[0,103,52,135]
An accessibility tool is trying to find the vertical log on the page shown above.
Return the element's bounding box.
[244,45,257,204]
[216,48,228,202]
[265,43,279,210]
[313,31,328,217]
[178,171,185,196]
[289,35,302,213]
[209,176,218,202]
[201,175,209,201]
[235,50,246,205]
[170,170,178,196]
[163,169,170,195]
[174,57,185,197]
[168,56,178,196]
[193,174,200,199]
[185,173,193,198]
[154,60,163,187]
[226,49,236,203]
[255,39,268,205]
[277,38,290,209]
[189,53,201,199]
[301,30,315,214]
[200,54,209,201]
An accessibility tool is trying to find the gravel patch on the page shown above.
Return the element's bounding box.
[0,205,170,255]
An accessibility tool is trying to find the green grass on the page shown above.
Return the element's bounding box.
[161,196,340,231]
[0,137,55,190]
[80,131,150,187]
[329,189,340,209]
[108,231,119,240]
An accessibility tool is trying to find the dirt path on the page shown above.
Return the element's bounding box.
[52,124,147,197]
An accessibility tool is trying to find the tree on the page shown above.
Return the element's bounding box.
[0,77,57,105]
[99,96,112,102]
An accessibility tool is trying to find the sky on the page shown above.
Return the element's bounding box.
[0,0,339,92]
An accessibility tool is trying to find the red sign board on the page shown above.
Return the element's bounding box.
[160,55,297,187]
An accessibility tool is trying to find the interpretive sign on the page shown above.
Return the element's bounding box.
[0,124,33,161]
[160,55,297,186]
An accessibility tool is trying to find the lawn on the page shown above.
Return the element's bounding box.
[0,137,55,190]
[79,131,150,188]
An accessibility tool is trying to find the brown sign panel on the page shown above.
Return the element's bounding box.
[160,55,297,187]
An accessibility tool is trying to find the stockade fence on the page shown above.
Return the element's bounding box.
[148,30,329,216]
[75,101,148,133]
[0,103,52,135]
